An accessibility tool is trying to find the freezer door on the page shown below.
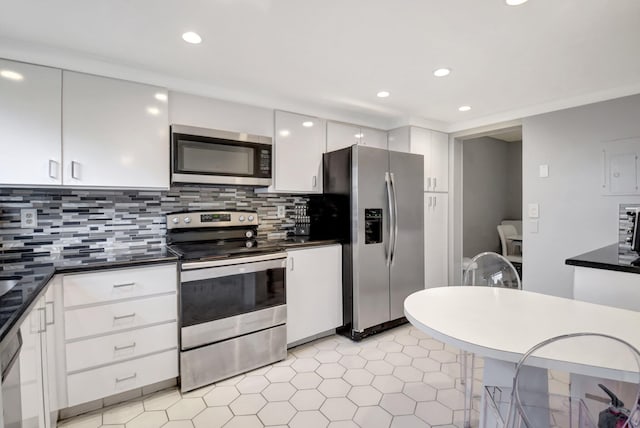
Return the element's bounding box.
[352,146,391,331]
[389,151,425,320]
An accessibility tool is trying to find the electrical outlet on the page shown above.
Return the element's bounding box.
[277,205,285,218]
[21,208,37,228]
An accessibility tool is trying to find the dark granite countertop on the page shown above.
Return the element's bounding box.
[565,243,640,274]
[0,246,178,347]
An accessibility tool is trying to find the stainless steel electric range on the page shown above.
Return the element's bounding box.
[166,211,287,392]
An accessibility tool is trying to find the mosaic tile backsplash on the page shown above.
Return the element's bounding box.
[0,185,307,267]
[619,203,640,263]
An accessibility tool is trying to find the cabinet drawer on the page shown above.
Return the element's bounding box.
[64,294,177,340]
[63,264,176,307]
[66,322,178,373]
[66,350,177,407]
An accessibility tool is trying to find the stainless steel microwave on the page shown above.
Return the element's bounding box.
[171,125,272,186]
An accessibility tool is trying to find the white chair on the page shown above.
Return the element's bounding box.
[497,224,522,264]
[485,332,640,428]
[462,252,522,428]
[500,220,522,235]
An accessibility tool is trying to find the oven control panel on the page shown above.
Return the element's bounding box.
[167,211,258,229]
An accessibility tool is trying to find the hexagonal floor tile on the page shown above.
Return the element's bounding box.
[380,393,416,416]
[318,378,352,398]
[265,366,296,383]
[58,413,102,428]
[365,360,394,376]
[229,393,267,415]
[293,345,319,358]
[257,401,297,425]
[360,348,386,361]
[353,406,393,428]
[378,341,403,353]
[415,400,453,426]
[246,365,271,376]
[317,362,347,379]
[408,328,430,340]
[437,388,466,411]
[292,372,323,389]
[203,386,240,407]
[315,350,342,363]
[384,352,412,366]
[441,362,462,380]
[143,388,181,411]
[192,406,233,428]
[403,382,437,402]
[291,389,326,411]
[390,414,430,428]
[236,375,269,394]
[423,371,456,389]
[215,374,245,386]
[320,397,357,421]
[336,343,361,355]
[430,349,458,363]
[126,410,168,428]
[292,358,321,373]
[372,375,404,394]
[162,421,195,428]
[102,400,143,424]
[261,382,297,401]
[328,421,360,428]
[314,338,340,350]
[347,385,382,406]
[403,345,429,358]
[290,410,330,428]
[412,357,441,373]
[339,355,366,369]
[166,398,206,420]
[223,415,263,428]
[419,338,444,350]
[394,334,419,346]
[393,366,423,382]
[343,368,374,386]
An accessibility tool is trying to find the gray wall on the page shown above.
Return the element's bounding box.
[522,93,640,298]
[463,137,522,257]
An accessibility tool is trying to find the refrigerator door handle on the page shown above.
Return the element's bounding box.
[389,172,399,266]
[385,172,395,267]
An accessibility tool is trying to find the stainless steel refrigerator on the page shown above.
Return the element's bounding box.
[314,145,424,340]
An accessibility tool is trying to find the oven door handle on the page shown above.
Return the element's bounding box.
[181,252,287,270]
[181,257,287,282]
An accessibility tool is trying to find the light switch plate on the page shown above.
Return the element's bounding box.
[277,205,285,218]
[529,219,539,233]
[539,164,549,178]
[528,203,539,218]
[21,208,38,228]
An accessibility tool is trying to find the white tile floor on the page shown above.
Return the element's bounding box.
[59,324,484,428]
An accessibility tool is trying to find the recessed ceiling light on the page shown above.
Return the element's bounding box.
[154,93,168,102]
[302,121,314,128]
[458,105,471,112]
[182,31,202,44]
[433,68,451,77]
[279,130,290,137]
[146,106,160,116]
[506,0,528,5]
[0,69,24,81]
[376,91,390,98]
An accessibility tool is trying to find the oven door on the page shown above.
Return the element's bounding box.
[171,125,272,186]
[180,254,286,350]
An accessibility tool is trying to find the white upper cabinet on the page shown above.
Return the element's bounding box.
[273,110,326,193]
[0,59,62,186]
[327,121,387,152]
[62,71,169,188]
[388,126,449,192]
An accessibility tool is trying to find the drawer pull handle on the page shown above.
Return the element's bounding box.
[113,313,136,321]
[114,342,136,351]
[115,373,137,383]
[113,282,135,289]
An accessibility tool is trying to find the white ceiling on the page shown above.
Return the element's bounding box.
[0,0,639,132]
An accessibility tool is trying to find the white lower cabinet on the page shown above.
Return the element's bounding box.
[425,193,448,288]
[286,245,343,345]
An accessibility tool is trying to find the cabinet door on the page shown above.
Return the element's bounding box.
[274,111,326,193]
[360,127,387,149]
[410,127,432,191]
[327,121,361,152]
[41,279,66,425]
[20,297,46,428]
[62,71,169,188]
[286,245,342,345]
[425,193,448,289]
[0,59,62,186]
[430,131,449,192]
